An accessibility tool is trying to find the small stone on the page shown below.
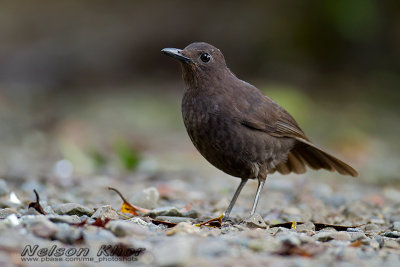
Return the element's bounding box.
[52,203,94,216]
[144,206,182,218]
[383,231,400,238]
[84,227,118,245]
[181,210,200,219]
[243,214,268,229]
[44,206,54,214]
[349,231,368,242]
[368,238,380,250]
[128,217,151,226]
[331,232,350,241]
[383,239,400,249]
[106,220,150,237]
[47,214,81,224]
[1,192,23,208]
[166,222,201,236]
[0,179,9,196]
[391,221,400,232]
[91,205,119,220]
[155,216,193,224]
[3,214,20,227]
[299,234,316,244]
[374,235,384,248]
[363,223,380,232]
[28,218,59,239]
[314,230,350,241]
[0,209,19,219]
[296,222,315,233]
[277,233,301,246]
[313,231,336,242]
[346,228,363,232]
[53,223,83,244]
[23,207,42,216]
[130,187,159,209]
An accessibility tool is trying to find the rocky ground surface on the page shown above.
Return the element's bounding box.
[1,170,400,267]
[1,89,399,266]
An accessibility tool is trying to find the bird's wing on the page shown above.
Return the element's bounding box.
[234,88,309,141]
[234,86,358,177]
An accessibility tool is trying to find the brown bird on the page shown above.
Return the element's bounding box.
[161,42,358,219]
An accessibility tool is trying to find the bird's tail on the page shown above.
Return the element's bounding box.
[274,139,358,177]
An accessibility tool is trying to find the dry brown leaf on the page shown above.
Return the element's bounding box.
[108,187,150,216]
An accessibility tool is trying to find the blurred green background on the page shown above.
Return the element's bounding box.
[0,0,399,184]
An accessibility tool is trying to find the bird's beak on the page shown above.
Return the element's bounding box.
[161,48,192,63]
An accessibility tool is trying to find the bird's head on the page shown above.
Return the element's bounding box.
[161,42,229,86]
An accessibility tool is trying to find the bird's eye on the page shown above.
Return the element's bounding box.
[200,53,211,63]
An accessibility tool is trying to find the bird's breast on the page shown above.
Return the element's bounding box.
[181,92,258,178]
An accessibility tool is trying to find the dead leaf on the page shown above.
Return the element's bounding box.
[350,240,363,247]
[195,214,224,228]
[28,189,47,215]
[108,187,150,215]
[150,219,178,228]
[270,222,304,229]
[91,217,111,228]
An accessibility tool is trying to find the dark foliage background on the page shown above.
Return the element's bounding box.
[0,0,399,183]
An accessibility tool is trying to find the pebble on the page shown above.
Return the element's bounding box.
[106,220,152,237]
[181,209,200,218]
[243,214,268,229]
[166,222,201,236]
[0,208,19,219]
[28,218,59,239]
[144,206,182,218]
[52,203,94,216]
[363,223,380,232]
[53,223,83,244]
[391,221,400,232]
[2,214,20,227]
[313,230,350,242]
[276,233,301,246]
[1,192,23,208]
[155,216,193,224]
[47,214,81,224]
[91,205,119,220]
[130,187,160,209]
[348,231,368,242]
[383,239,400,249]
[129,217,151,226]
[296,222,315,233]
[374,235,384,248]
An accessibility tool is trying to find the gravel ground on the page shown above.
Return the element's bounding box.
[1,168,400,266]
[0,89,399,266]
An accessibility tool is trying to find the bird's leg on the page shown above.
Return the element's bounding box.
[223,178,248,220]
[250,176,266,216]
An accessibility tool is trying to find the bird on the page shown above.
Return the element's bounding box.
[161,42,358,219]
